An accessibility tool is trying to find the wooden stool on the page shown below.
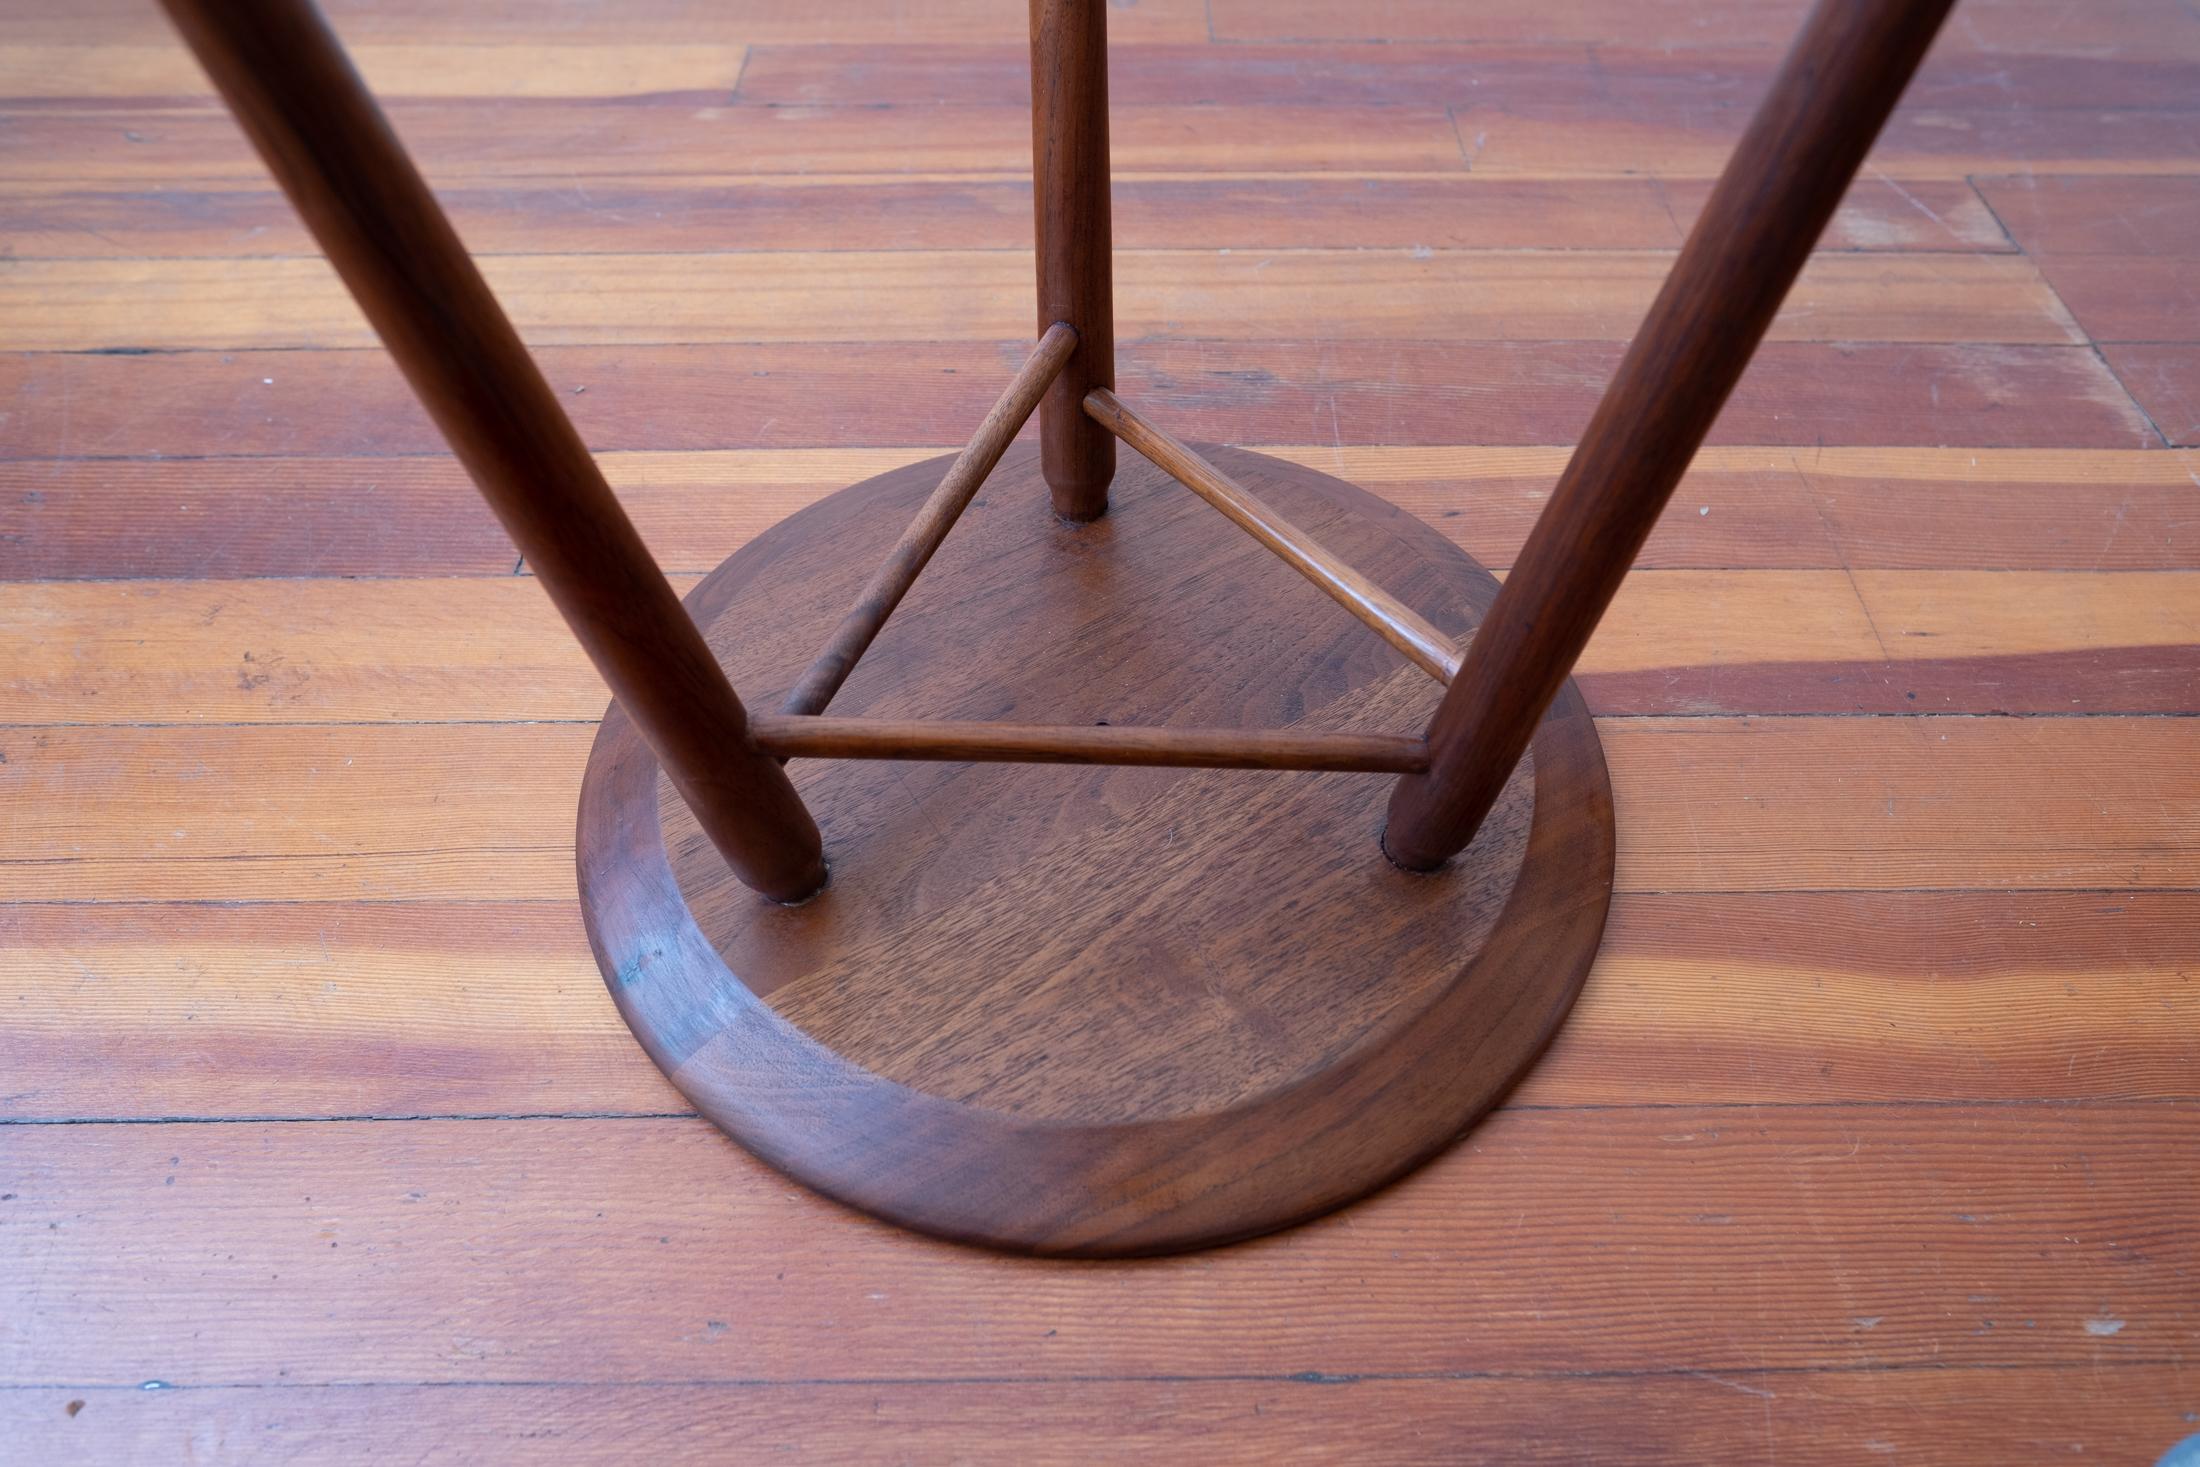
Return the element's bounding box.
[163,0,1955,1255]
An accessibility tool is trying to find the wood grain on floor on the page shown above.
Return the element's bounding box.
[2,0,2195,1460]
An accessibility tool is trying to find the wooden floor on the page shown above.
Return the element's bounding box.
[4,0,2198,1460]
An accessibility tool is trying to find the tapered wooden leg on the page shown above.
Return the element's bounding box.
[1383,0,1957,871]
[160,0,827,904]
[1030,0,1115,521]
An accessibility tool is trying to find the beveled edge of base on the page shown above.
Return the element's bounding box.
[575,448,1615,1258]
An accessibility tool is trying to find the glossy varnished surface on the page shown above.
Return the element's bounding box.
[578,448,1608,1251]
[6,0,2199,1457]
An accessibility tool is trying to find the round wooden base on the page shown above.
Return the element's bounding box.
[576,444,1614,1256]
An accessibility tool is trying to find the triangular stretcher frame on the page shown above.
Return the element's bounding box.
[749,327,1456,777]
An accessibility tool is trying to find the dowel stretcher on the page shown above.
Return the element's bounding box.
[782,322,1078,718]
[1084,388,1463,684]
[751,715,1429,773]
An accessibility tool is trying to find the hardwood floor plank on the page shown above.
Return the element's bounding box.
[1610,717,2200,891]
[735,41,1613,108]
[1785,447,2200,568]
[0,576,646,723]
[732,40,2200,113]
[1579,647,2200,716]
[1933,0,2200,59]
[0,449,927,580]
[2,342,2149,461]
[12,82,2181,202]
[1669,176,2009,253]
[1973,174,2200,256]
[1583,571,2200,715]
[0,176,2011,257]
[3,891,2190,1121]
[0,723,594,902]
[32,0,2200,57]
[9,445,2194,584]
[792,40,1604,109]
[1209,0,1806,46]
[2032,255,2200,344]
[0,900,667,1120]
[1281,446,2200,573]
[4,719,2194,902]
[0,251,2083,353]
[0,104,1470,187]
[1450,104,2200,178]
[0,455,517,579]
[1590,568,2200,714]
[1209,0,2200,57]
[1523,890,2200,1107]
[3,1106,2190,1384]
[0,43,750,100]
[2102,344,2200,447]
[2,178,1642,258]
[1585,45,2200,112]
[7,571,2193,719]
[1848,571,2200,656]
[0,343,1020,459]
[12,0,1213,45]
[7,1367,2194,1465]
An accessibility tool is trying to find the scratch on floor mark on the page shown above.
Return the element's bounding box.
[1687,1371,1777,1401]
[1870,167,1952,233]
[2083,1316,2126,1336]
[2092,497,2131,571]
